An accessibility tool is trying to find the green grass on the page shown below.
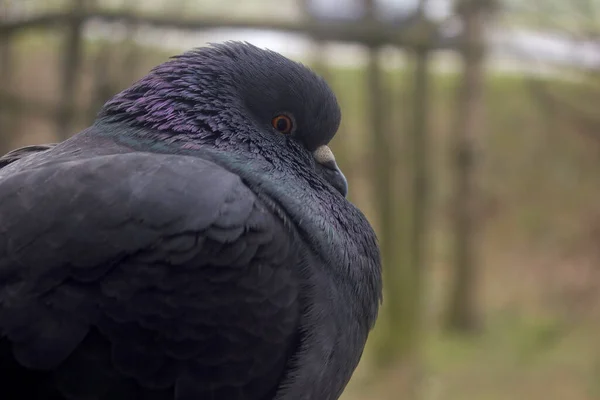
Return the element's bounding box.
[342,314,600,400]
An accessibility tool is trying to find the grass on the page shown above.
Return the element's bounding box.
[5,34,600,400]
[342,316,600,400]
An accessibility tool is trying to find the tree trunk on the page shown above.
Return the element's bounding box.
[360,1,392,365]
[445,0,487,333]
[401,2,434,396]
[408,41,431,328]
[361,0,418,370]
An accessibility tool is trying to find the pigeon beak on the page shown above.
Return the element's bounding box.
[313,145,348,197]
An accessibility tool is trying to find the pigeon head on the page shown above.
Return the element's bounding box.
[99,41,348,196]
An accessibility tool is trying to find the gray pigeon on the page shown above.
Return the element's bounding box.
[0,42,382,400]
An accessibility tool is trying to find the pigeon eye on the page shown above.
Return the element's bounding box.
[271,114,294,134]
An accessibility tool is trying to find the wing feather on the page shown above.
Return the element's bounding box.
[0,143,56,169]
[0,151,300,400]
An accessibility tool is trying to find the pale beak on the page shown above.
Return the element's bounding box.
[313,145,348,197]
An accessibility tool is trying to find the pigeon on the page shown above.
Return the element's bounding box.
[0,42,382,400]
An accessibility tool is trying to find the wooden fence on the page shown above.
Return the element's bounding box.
[0,1,483,134]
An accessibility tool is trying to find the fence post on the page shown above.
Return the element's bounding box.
[0,0,15,153]
[362,0,402,367]
[445,0,488,333]
[406,0,433,397]
[55,0,91,140]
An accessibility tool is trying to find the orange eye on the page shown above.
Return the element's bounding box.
[271,114,294,134]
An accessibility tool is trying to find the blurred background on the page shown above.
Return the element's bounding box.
[2,0,600,399]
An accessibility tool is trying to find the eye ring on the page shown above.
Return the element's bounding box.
[271,114,294,134]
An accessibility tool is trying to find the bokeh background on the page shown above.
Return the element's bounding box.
[2,0,600,399]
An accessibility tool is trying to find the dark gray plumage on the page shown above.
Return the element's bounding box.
[0,42,382,400]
